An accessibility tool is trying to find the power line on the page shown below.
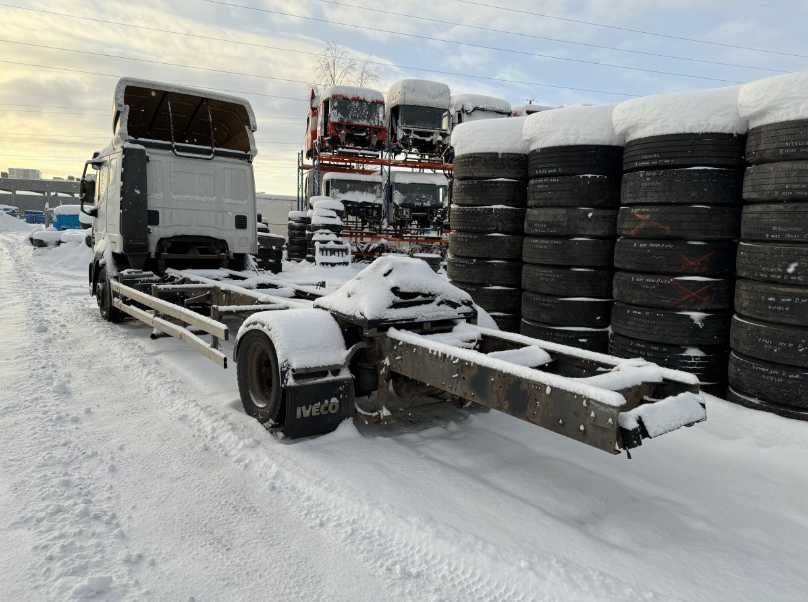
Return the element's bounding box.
[199,0,741,83]
[448,0,808,60]
[312,0,784,74]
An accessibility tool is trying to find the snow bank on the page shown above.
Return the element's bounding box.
[451,116,529,156]
[523,105,623,150]
[738,70,808,129]
[315,255,473,322]
[613,86,746,141]
[386,79,450,110]
[324,85,384,103]
[450,94,511,115]
[0,212,37,232]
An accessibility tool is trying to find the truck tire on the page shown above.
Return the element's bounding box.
[448,232,522,259]
[614,238,736,276]
[611,302,730,346]
[449,205,524,234]
[613,272,732,311]
[521,264,612,298]
[451,179,525,207]
[621,168,742,206]
[617,205,739,240]
[623,133,745,172]
[727,351,808,410]
[743,161,808,202]
[734,279,808,327]
[453,153,527,180]
[447,256,521,287]
[609,334,727,384]
[524,207,617,238]
[452,283,521,313]
[527,174,619,208]
[490,313,520,332]
[741,203,808,243]
[730,315,808,369]
[520,318,609,353]
[237,330,284,424]
[521,291,611,327]
[522,237,613,267]
[95,266,124,323]
[746,119,808,164]
[736,242,808,285]
[528,145,623,178]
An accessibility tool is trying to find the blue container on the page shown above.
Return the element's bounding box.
[54,213,81,230]
[24,210,45,224]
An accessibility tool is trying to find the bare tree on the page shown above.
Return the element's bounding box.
[355,59,380,88]
[314,42,379,90]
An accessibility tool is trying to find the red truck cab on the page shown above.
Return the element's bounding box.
[315,85,387,155]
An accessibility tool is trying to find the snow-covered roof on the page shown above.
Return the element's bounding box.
[314,255,474,322]
[53,204,81,215]
[323,85,384,103]
[451,116,529,156]
[390,171,449,185]
[114,78,257,131]
[523,105,623,150]
[738,70,808,129]
[386,79,451,110]
[613,86,746,142]
[450,94,511,115]
[322,172,382,183]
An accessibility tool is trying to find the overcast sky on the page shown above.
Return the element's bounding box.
[1,0,807,194]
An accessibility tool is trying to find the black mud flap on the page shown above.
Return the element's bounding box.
[281,375,355,439]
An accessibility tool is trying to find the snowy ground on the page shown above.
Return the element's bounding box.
[1,225,807,601]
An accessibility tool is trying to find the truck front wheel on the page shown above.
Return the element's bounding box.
[237,331,284,426]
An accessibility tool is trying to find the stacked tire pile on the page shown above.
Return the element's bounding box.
[306,209,344,263]
[286,210,308,261]
[728,116,808,415]
[447,118,528,332]
[610,90,746,394]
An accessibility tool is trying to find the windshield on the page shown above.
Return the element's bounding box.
[393,183,446,207]
[329,180,383,203]
[329,98,384,126]
[399,106,444,130]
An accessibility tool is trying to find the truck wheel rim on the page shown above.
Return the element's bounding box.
[247,344,274,409]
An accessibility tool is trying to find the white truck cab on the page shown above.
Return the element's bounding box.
[444,94,511,131]
[82,79,258,274]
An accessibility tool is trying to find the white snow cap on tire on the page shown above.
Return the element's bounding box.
[738,70,808,129]
[450,116,529,157]
[523,105,623,150]
[613,86,747,141]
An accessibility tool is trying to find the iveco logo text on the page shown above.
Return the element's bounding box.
[296,399,340,419]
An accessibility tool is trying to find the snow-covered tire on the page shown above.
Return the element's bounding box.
[613,272,732,311]
[95,266,124,323]
[520,318,609,353]
[614,238,736,276]
[521,264,612,297]
[448,232,522,259]
[741,203,808,243]
[611,302,730,346]
[727,352,808,411]
[446,256,521,287]
[453,153,527,180]
[610,334,727,384]
[449,205,524,234]
[734,279,808,326]
[617,205,739,240]
[522,237,613,267]
[730,315,808,369]
[452,283,521,313]
[451,179,525,207]
[237,330,284,424]
[746,119,808,165]
[622,133,745,172]
[524,207,617,238]
[526,174,620,208]
[621,168,742,206]
[521,291,611,328]
[527,145,623,178]
[743,161,808,201]
[736,242,808,285]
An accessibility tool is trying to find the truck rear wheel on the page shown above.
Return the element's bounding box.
[96,267,124,323]
[237,330,284,425]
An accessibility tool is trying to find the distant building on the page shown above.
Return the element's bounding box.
[8,168,42,180]
[256,193,297,239]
